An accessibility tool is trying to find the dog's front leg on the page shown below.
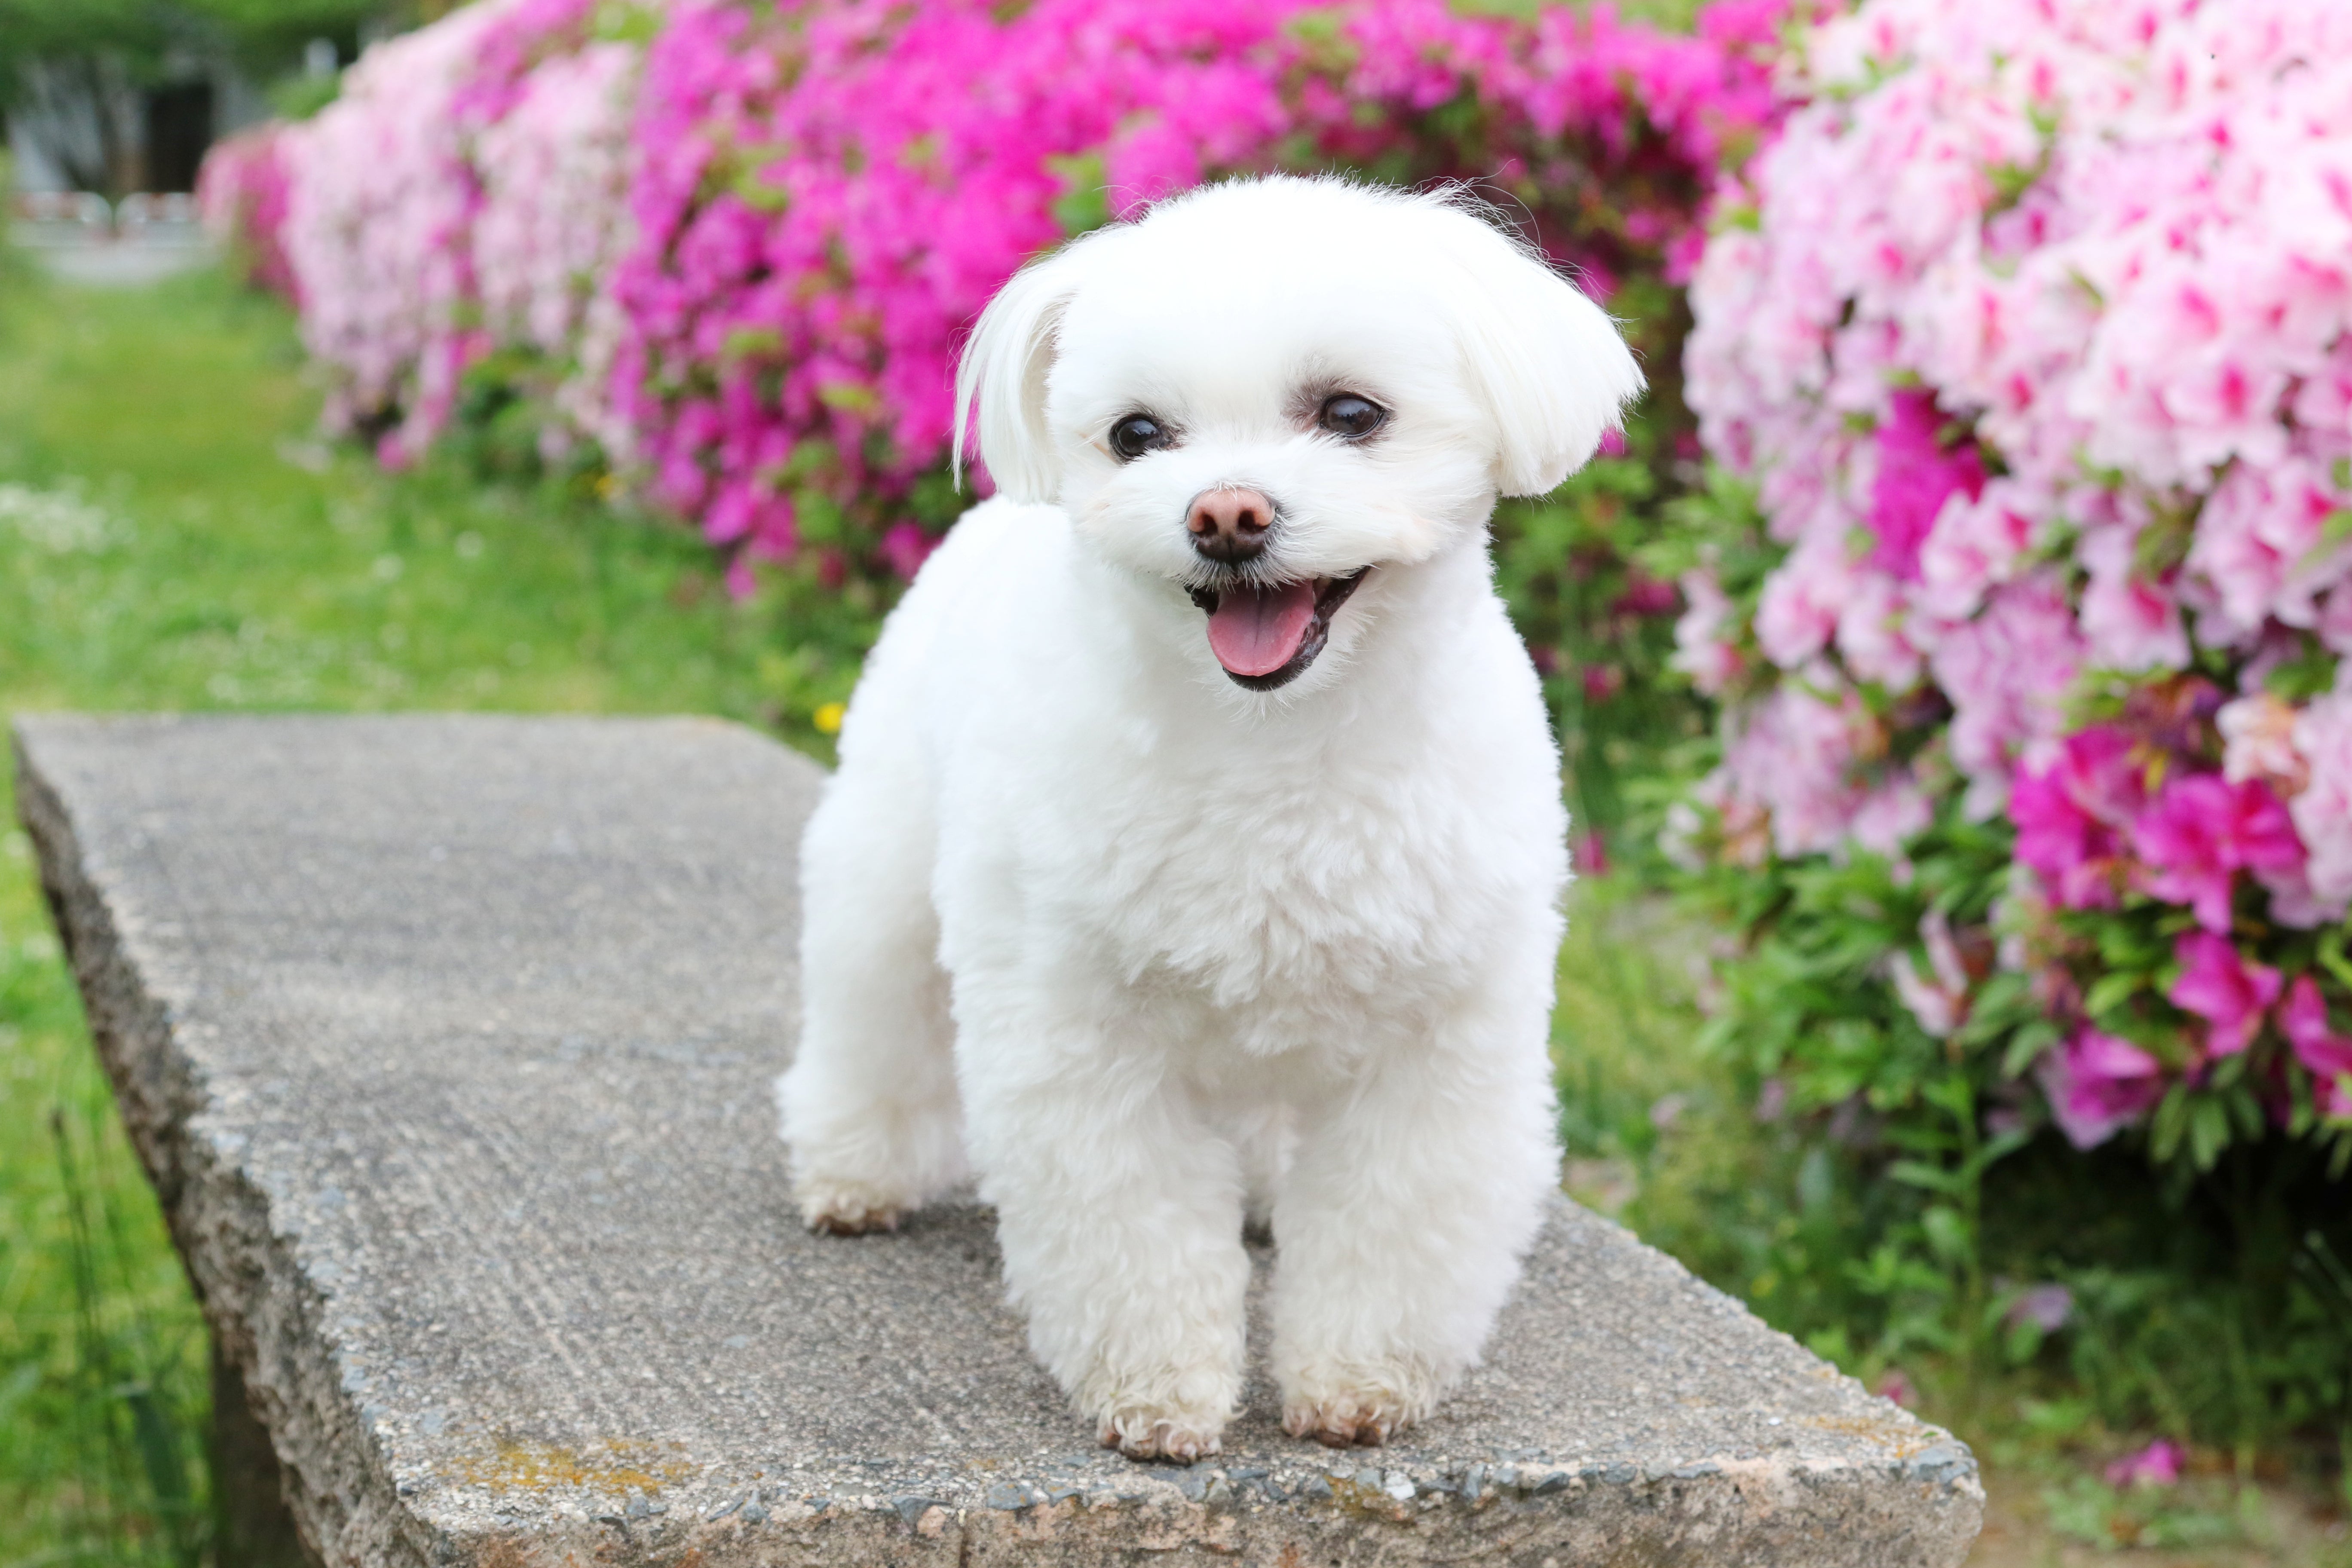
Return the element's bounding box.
[961,1025,1249,1464]
[1271,998,1559,1447]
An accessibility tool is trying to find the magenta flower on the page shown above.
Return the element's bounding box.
[2105,1439,2184,1489]
[1867,389,1984,582]
[2013,768,2111,908]
[2012,728,2143,909]
[2131,775,2306,934]
[2279,976,2352,1117]
[2166,933,2282,1059]
[879,522,940,582]
[2036,1028,2166,1150]
[2052,727,2148,827]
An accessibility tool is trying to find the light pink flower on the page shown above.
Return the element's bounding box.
[1671,567,1746,695]
[1928,574,2084,788]
[1915,478,2043,622]
[2217,691,2309,795]
[2188,457,2352,645]
[1851,773,1932,856]
[1891,908,1971,1038]
[2078,523,2189,674]
[2291,689,2352,910]
[1836,572,1926,690]
[1715,680,1874,859]
[1755,533,1855,670]
[2006,1283,2073,1335]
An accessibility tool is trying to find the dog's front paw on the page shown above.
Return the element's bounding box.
[794,1175,903,1236]
[1279,1361,1436,1449]
[1283,1392,1408,1448]
[1096,1404,1225,1465]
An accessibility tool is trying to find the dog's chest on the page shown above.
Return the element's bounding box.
[1057,746,1499,1011]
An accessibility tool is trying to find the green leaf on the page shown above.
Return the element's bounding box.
[591,0,664,43]
[2299,508,2352,574]
[2188,1096,2231,1170]
[2002,1019,2061,1079]
[1889,1159,1963,1194]
[2151,1083,2191,1164]
[1046,153,1110,236]
[2318,930,2352,992]
[1922,1204,1972,1267]
[720,325,784,363]
[2083,969,2150,1018]
[815,381,881,415]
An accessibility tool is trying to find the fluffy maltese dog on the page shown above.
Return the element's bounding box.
[778,175,1641,1462]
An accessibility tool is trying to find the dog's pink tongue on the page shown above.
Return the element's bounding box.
[1206,582,1317,677]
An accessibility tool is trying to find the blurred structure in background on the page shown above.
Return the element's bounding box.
[0,0,401,201]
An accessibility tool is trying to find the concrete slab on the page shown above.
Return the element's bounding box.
[15,713,1982,1566]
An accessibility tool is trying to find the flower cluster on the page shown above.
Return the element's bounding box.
[1673,0,2352,1158]
[208,0,1790,587]
[471,27,644,464]
[196,122,297,299]
[271,0,620,462]
[611,0,1789,579]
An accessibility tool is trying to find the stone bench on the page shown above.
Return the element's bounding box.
[15,714,1982,1567]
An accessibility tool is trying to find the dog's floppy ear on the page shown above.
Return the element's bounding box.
[1432,197,1645,498]
[954,243,1091,504]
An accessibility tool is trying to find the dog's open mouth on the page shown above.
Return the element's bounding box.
[1185,570,1369,691]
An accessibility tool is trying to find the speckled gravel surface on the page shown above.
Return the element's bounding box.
[17,714,1981,1566]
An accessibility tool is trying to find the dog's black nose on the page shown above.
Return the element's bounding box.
[1188,487,1272,564]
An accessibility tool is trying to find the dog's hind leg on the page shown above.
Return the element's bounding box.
[776,760,963,1235]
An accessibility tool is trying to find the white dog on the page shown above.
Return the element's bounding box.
[777,175,1642,1462]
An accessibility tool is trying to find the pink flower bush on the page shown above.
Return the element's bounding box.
[274,0,611,461]
[278,0,514,459]
[196,122,297,299]
[609,0,1790,572]
[472,34,643,462]
[1675,0,2352,1155]
[206,0,1792,580]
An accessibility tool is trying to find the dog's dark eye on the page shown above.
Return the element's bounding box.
[1318,395,1387,439]
[1109,414,1172,461]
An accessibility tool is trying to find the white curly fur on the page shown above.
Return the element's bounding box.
[777,175,1642,1460]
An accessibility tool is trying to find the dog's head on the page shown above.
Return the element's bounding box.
[955,176,1643,692]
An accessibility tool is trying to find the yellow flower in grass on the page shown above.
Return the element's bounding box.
[814,701,846,736]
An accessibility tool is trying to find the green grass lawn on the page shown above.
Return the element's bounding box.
[0,262,885,1565]
[4,259,2349,1568]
